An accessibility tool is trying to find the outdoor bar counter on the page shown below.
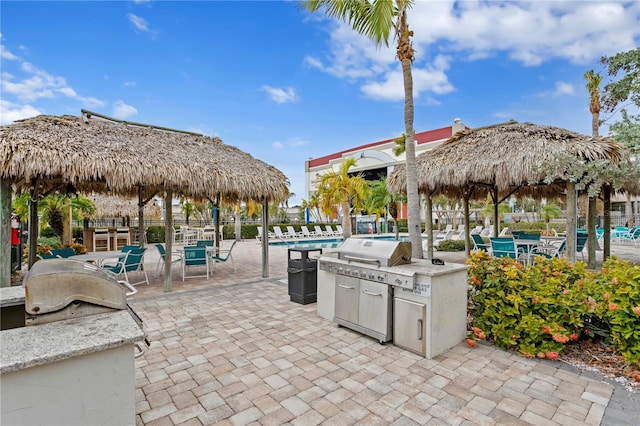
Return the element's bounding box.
[0,286,144,425]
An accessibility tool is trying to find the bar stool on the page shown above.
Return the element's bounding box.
[93,229,110,252]
[115,228,131,250]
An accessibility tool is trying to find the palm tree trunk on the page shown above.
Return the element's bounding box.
[342,199,352,238]
[401,58,423,259]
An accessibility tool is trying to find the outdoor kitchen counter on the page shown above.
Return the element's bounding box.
[0,285,26,308]
[1,309,144,374]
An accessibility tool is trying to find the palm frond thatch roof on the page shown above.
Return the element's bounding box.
[89,193,162,219]
[388,121,637,199]
[1,114,289,203]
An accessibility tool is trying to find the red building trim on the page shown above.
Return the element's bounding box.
[307,126,454,168]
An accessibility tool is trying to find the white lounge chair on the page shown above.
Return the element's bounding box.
[314,225,328,237]
[286,226,301,239]
[273,226,289,239]
[325,225,338,237]
[300,226,317,238]
[335,225,344,236]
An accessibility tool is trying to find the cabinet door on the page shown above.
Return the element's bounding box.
[334,275,359,324]
[393,298,426,356]
[359,280,390,335]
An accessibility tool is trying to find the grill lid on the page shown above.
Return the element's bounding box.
[337,238,411,267]
[24,259,127,316]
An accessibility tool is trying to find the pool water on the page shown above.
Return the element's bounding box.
[268,235,410,250]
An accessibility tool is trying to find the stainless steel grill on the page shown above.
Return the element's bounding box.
[319,238,416,343]
[319,238,416,289]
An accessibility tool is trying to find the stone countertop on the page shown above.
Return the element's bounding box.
[0,286,25,307]
[1,309,145,374]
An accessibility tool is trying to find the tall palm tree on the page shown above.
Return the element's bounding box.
[315,158,370,238]
[302,0,423,257]
[584,69,602,268]
[366,177,403,239]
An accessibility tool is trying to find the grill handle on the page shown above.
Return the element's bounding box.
[338,284,356,290]
[342,255,380,265]
[417,319,423,340]
[363,290,383,297]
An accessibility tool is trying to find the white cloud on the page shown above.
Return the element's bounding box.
[536,81,576,99]
[127,13,149,32]
[1,44,18,60]
[273,141,284,149]
[123,81,137,87]
[306,1,639,102]
[112,101,137,119]
[0,99,41,125]
[262,85,299,104]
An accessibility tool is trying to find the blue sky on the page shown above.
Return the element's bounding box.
[2,1,639,205]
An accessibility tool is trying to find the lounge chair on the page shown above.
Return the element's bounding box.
[273,226,289,239]
[314,225,328,237]
[335,225,344,236]
[300,226,317,238]
[325,225,338,237]
[286,226,301,239]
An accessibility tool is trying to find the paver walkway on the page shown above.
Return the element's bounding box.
[130,238,639,425]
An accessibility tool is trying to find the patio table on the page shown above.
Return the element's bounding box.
[73,251,124,266]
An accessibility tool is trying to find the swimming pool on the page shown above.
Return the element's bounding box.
[268,235,411,250]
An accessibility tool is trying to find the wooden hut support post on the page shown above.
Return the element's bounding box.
[164,189,173,292]
[0,178,12,286]
[262,197,269,278]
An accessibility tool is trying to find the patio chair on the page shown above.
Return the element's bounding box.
[531,239,566,260]
[37,253,58,260]
[182,246,210,281]
[273,226,289,239]
[50,247,76,258]
[490,237,525,262]
[576,232,588,261]
[121,245,142,253]
[335,225,344,235]
[286,226,301,239]
[210,240,237,272]
[154,243,182,274]
[102,247,149,286]
[498,227,510,237]
[300,226,317,238]
[471,234,490,253]
[196,240,214,247]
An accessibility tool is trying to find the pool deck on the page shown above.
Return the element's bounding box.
[127,236,639,425]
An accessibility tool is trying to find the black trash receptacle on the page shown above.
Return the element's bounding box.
[287,248,322,304]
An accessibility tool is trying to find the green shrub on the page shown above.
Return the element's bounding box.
[40,227,58,238]
[435,239,466,251]
[466,252,639,366]
[37,237,61,249]
[146,226,165,243]
[591,258,640,366]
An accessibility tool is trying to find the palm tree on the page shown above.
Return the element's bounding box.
[181,200,195,226]
[541,202,562,236]
[302,0,423,258]
[315,158,370,238]
[584,69,602,268]
[366,177,403,239]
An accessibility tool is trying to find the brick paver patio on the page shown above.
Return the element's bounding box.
[130,239,639,425]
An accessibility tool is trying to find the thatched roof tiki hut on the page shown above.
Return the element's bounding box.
[388,121,633,263]
[1,111,289,288]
